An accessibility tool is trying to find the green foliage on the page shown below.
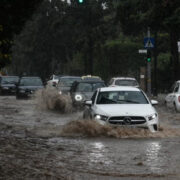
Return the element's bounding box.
[7,0,180,91]
[0,0,43,69]
[157,53,173,91]
[94,37,145,81]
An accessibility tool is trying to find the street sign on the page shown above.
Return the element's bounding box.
[138,49,147,54]
[144,37,155,48]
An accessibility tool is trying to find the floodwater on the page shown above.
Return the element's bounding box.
[0,92,180,180]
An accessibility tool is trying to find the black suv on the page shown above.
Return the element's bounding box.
[70,80,106,107]
[16,76,44,99]
[0,76,19,95]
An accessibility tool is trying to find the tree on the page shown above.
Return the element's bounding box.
[0,0,43,70]
[116,0,180,91]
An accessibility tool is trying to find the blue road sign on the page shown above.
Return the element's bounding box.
[144,37,155,48]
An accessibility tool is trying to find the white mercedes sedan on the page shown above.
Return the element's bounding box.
[83,86,159,132]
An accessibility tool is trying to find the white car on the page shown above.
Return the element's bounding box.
[165,80,180,112]
[108,77,139,87]
[83,86,159,132]
[46,74,62,87]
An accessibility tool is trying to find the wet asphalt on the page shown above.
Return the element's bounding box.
[0,95,180,180]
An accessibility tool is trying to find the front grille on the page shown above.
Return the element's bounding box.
[108,116,146,125]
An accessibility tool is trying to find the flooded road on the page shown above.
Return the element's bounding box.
[0,95,180,180]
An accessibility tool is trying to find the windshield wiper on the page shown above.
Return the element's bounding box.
[117,100,140,104]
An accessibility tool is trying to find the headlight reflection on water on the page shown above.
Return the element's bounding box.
[88,142,113,166]
[145,141,165,173]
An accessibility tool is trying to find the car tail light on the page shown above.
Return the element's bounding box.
[178,96,180,103]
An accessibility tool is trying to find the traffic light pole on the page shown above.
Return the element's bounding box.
[147,27,151,97]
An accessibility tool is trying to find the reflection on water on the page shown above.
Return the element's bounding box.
[145,141,165,173]
[88,142,113,166]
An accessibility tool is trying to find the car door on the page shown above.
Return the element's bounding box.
[165,82,178,107]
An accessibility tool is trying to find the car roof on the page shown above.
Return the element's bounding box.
[99,86,140,92]
[75,79,104,83]
[60,76,81,79]
[112,77,137,80]
[1,75,19,78]
[81,75,101,79]
[20,76,41,79]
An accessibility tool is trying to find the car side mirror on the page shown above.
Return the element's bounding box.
[151,100,158,105]
[85,100,92,106]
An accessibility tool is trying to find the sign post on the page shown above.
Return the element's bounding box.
[144,27,154,97]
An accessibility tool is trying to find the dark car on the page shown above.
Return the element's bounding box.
[57,76,82,94]
[0,76,19,95]
[70,80,106,107]
[16,76,44,99]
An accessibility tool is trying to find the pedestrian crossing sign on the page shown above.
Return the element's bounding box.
[144,37,155,48]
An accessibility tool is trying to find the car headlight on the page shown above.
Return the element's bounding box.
[95,114,108,121]
[59,91,62,95]
[148,113,157,121]
[75,94,83,101]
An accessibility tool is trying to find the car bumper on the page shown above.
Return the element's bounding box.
[0,88,16,95]
[95,117,159,133]
[17,90,36,98]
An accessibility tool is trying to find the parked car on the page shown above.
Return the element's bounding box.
[165,80,180,112]
[83,86,159,132]
[46,74,63,87]
[57,76,82,94]
[108,77,139,87]
[0,76,19,95]
[16,76,44,99]
[70,79,106,107]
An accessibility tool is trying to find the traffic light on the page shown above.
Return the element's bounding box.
[147,50,151,62]
[78,0,84,3]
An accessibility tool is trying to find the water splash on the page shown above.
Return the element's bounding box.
[60,119,180,139]
[35,87,73,113]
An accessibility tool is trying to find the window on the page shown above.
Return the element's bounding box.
[115,79,138,86]
[96,91,148,104]
[76,83,93,92]
[20,78,43,86]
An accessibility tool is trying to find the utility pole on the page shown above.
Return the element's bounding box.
[147,27,151,97]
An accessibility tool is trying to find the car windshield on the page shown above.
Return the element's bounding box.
[20,78,43,86]
[76,82,105,92]
[1,77,19,84]
[54,75,62,80]
[115,80,138,86]
[59,77,81,86]
[96,91,148,104]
